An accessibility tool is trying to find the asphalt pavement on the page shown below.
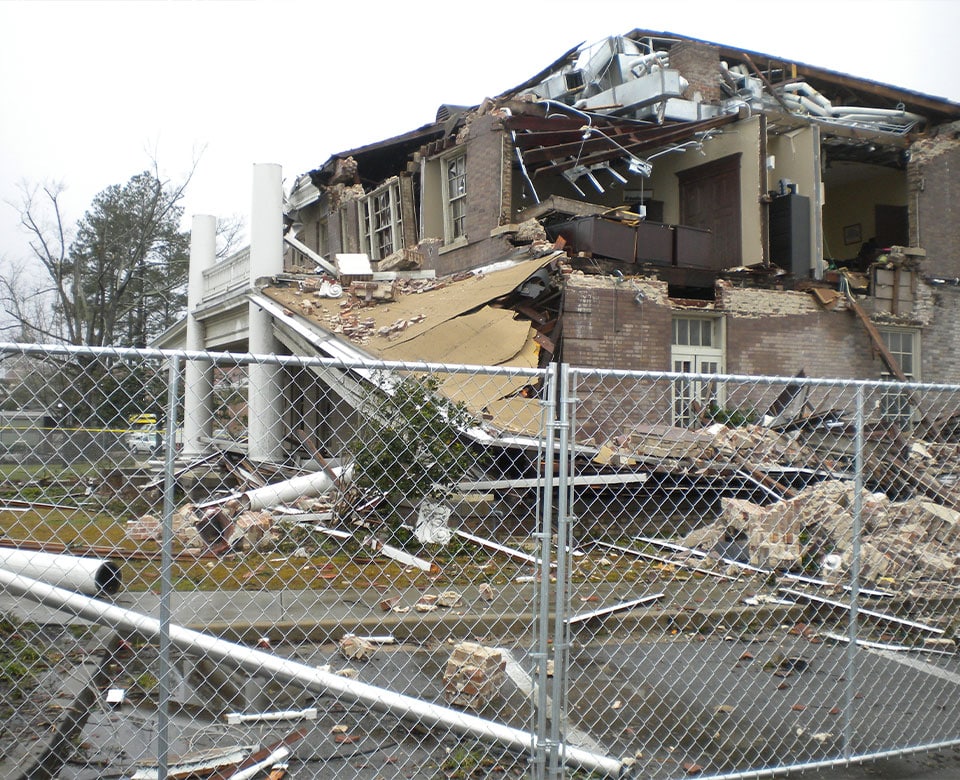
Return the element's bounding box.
[2,578,959,779]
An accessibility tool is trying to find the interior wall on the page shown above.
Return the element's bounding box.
[652,115,763,264]
[767,127,818,274]
[767,128,818,202]
[821,164,906,263]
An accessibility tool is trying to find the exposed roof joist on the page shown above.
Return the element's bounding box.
[506,113,738,176]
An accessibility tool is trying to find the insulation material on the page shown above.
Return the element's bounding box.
[435,328,541,435]
[382,307,530,365]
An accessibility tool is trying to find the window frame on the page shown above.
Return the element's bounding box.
[358,178,404,261]
[670,315,725,427]
[442,153,467,245]
[878,327,920,427]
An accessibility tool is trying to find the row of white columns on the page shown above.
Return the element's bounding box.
[182,163,285,464]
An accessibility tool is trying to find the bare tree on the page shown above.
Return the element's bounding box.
[0,256,63,343]
[3,157,247,350]
[216,213,246,260]
[3,162,195,346]
[0,182,73,343]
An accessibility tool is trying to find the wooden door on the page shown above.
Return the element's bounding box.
[678,154,742,269]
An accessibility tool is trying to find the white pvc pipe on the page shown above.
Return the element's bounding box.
[780,82,833,111]
[795,95,832,118]
[240,464,352,511]
[0,549,121,596]
[0,569,624,778]
[230,746,291,780]
[830,105,924,121]
[225,707,318,725]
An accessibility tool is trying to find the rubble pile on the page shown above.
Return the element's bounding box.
[680,479,960,583]
[594,422,822,474]
[704,423,819,469]
[126,502,278,553]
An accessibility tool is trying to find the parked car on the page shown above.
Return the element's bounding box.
[126,430,162,455]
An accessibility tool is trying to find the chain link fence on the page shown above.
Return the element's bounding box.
[1,343,958,779]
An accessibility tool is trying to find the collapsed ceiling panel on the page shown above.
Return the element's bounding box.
[260,251,560,440]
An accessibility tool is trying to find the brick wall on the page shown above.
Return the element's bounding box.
[559,273,960,436]
[725,311,880,378]
[921,285,960,383]
[669,41,723,103]
[431,112,512,277]
[908,121,960,279]
[562,275,672,437]
[561,275,671,371]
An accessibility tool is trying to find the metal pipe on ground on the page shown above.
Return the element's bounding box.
[241,464,352,511]
[199,464,353,512]
[0,568,626,778]
[0,548,121,596]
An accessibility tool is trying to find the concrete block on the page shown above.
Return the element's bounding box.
[442,642,506,710]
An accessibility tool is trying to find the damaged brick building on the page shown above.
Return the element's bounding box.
[273,30,960,438]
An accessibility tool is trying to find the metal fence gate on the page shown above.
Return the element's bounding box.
[1,343,959,779]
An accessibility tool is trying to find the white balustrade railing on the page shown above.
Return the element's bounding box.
[201,247,250,302]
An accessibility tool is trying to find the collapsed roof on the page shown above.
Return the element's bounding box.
[260,246,565,442]
[289,29,960,208]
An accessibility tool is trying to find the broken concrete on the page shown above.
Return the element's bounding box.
[442,641,507,711]
[338,634,376,662]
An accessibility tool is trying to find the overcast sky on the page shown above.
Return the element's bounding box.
[1,0,958,268]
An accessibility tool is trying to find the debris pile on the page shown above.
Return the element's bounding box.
[680,478,960,583]
[705,423,819,470]
[594,422,819,472]
[126,501,278,554]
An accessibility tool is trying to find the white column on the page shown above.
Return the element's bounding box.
[247,163,285,464]
[182,214,217,459]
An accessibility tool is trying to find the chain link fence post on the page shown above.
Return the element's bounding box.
[156,353,182,778]
[549,363,575,779]
[842,382,865,759]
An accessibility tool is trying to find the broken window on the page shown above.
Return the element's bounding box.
[444,154,467,243]
[878,327,918,426]
[359,179,404,261]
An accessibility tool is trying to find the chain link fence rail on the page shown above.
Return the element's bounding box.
[0,343,958,779]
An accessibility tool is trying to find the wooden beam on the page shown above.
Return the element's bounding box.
[846,295,908,381]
